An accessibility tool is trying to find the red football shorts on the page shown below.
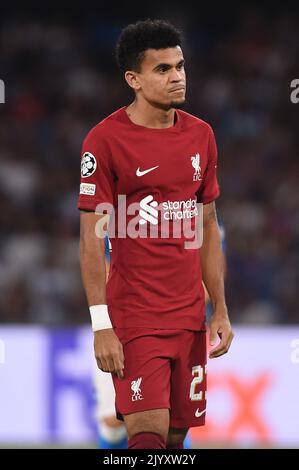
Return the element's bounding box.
[112,328,207,428]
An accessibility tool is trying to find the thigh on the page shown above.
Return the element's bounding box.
[170,330,207,428]
[124,409,169,441]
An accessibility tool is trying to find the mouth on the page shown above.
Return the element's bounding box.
[169,87,185,93]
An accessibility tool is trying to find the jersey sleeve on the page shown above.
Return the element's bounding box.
[77,127,115,212]
[196,126,220,205]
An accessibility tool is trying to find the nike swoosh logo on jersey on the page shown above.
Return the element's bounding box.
[136,165,159,177]
[195,408,206,418]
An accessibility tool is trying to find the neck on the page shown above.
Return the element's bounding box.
[126,99,176,129]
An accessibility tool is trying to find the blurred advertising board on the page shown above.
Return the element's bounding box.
[0,326,298,446]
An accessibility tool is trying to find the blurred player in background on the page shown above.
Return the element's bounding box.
[93,224,226,449]
[93,237,127,449]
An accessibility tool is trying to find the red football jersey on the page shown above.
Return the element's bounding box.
[78,106,220,330]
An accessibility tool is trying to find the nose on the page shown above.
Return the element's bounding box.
[169,67,184,82]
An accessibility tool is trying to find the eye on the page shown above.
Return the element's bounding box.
[159,66,168,73]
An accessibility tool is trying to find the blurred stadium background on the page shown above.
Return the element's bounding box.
[0,2,298,448]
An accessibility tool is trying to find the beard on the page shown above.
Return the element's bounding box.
[169,98,187,109]
[147,96,187,111]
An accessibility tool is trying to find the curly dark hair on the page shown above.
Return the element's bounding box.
[115,19,183,73]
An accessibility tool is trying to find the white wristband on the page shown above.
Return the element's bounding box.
[89,305,112,331]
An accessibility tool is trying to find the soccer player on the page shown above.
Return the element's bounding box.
[79,19,234,450]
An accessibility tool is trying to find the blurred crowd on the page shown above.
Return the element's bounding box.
[0,7,298,325]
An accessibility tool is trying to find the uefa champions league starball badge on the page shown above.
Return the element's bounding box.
[81,152,97,178]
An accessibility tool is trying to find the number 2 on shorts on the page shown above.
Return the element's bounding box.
[189,365,206,401]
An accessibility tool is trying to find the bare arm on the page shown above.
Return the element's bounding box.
[80,211,124,378]
[200,202,234,358]
[80,211,108,305]
[203,254,226,304]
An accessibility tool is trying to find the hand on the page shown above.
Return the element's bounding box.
[94,328,125,379]
[208,309,234,359]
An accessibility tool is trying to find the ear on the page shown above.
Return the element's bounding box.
[125,71,141,91]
